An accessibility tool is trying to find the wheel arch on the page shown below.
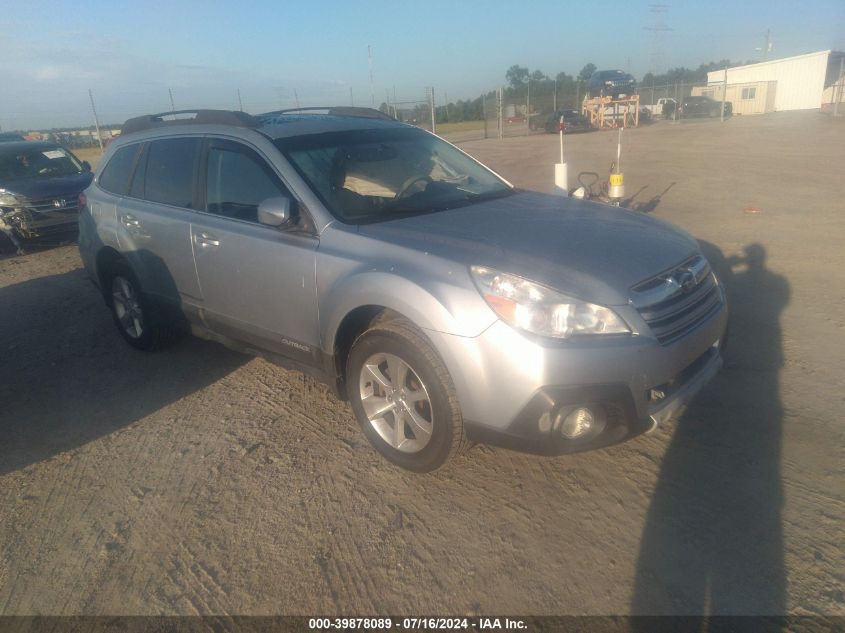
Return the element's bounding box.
[321,270,495,398]
[95,246,127,301]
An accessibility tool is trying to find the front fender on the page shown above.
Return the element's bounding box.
[320,271,496,353]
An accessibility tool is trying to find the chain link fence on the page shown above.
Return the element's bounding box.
[2,80,728,151]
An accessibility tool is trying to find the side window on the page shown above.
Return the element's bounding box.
[144,138,200,208]
[205,145,289,224]
[98,144,139,195]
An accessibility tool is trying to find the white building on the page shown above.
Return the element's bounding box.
[704,50,845,114]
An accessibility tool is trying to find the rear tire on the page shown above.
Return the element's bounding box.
[346,315,470,472]
[105,261,181,351]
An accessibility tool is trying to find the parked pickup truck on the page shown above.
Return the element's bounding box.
[642,98,677,118]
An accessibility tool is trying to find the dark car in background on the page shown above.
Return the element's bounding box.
[0,132,26,143]
[679,95,733,118]
[0,141,93,253]
[586,70,637,99]
[533,109,592,133]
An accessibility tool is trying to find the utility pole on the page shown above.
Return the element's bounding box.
[553,77,557,111]
[835,56,844,117]
[764,29,771,60]
[427,86,436,134]
[526,78,530,135]
[350,86,354,106]
[644,4,671,76]
[368,45,375,107]
[237,88,243,111]
[482,92,488,139]
[88,89,104,153]
[720,66,728,122]
[168,88,176,112]
[294,88,300,109]
[496,86,505,141]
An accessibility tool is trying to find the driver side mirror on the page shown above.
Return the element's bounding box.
[82,160,92,172]
[258,196,296,227]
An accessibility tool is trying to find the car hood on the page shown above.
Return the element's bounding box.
[358,191,699,305]
[0,172,93,201]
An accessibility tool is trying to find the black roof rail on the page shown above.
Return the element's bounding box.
[121,109,258,136]
[256,106,394,121]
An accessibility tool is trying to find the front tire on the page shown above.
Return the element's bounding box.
[347,315,469,472]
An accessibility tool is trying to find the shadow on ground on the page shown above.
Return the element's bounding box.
[0,267,246,476]
[632,241,789,619]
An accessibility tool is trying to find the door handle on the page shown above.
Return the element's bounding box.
[194,232,220,247]
[119,213,149,238]
[120,214,142,229]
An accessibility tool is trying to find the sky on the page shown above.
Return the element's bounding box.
[1,0,843,130]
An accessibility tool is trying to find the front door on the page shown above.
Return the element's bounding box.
[190,138,320,364]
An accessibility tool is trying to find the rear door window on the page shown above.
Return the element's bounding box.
[98,144,140,195]
[143,138,200,208]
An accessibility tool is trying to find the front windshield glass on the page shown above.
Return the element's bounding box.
[0,146,83,180]
[276,127,513,223]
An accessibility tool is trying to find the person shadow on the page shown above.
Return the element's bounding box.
[631,243,790,623]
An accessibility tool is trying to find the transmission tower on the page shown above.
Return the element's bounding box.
[644,4,671,75]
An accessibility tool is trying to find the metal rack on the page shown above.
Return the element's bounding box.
[582,95,641,129]
[121,110,259,136]
[256,107,393,121]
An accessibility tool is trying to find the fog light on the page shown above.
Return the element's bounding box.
[560,407,595,439]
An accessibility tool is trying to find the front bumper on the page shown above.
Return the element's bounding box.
[425,301,727,455]
[0,207,79,238]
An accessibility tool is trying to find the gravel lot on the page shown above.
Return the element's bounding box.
[1,112,843,616]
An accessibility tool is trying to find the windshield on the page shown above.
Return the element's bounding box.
[276,127,513,223]
[0,146,83,180]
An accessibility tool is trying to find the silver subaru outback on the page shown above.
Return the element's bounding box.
[79,108,727,471]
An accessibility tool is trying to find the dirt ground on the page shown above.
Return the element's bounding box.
[1,112,843,617]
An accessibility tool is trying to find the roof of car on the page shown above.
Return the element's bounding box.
[119,107,410,141]
[0,140,61,153]
[258,113,410,140]
[595,70,629,77]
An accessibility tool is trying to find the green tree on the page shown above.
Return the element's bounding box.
[577,63,596,82]
[506,64,529,88]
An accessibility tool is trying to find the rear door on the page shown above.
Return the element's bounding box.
[190,137,320,364]
[116,137,203,311]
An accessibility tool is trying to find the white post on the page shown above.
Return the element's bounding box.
[554,115,568,196]
[721,66,728,122]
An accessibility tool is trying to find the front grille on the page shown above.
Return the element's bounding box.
[26,196,78,213]
[631,256,722,345]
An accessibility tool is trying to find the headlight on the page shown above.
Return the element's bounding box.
[0,191,21,207]
[470,266,630,339]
